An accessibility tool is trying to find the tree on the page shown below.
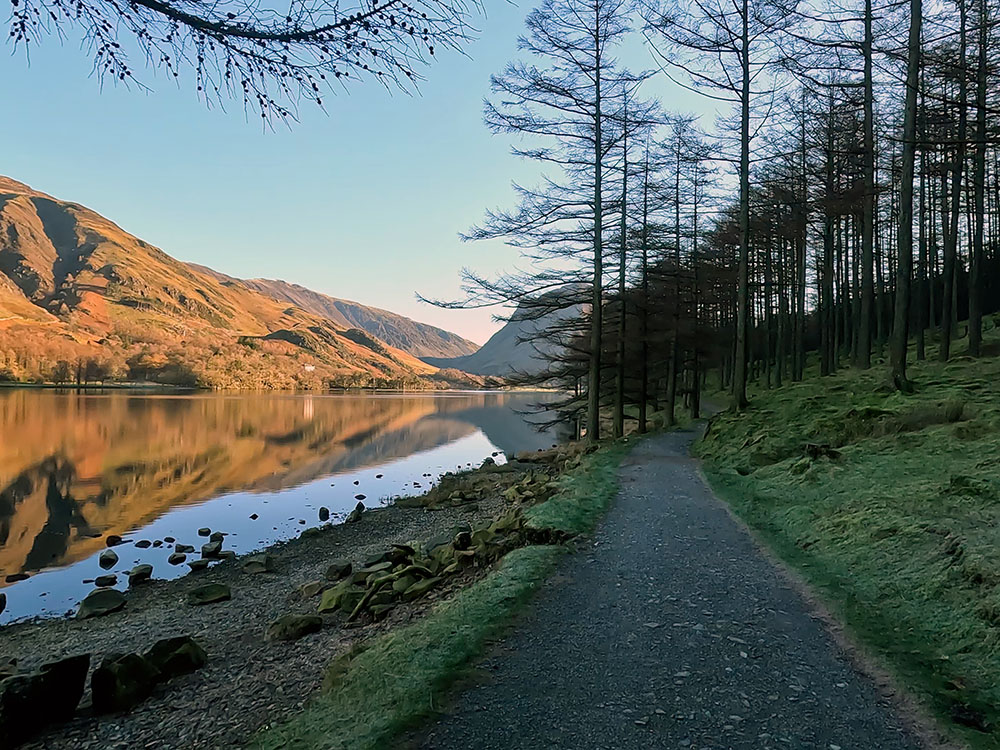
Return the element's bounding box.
[12,0,476,118]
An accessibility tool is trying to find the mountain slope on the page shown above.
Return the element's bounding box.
[423,297,579,377]
[0,177,436,389]
[193,273,478,359]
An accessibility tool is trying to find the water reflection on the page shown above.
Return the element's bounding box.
[0,390,559,620]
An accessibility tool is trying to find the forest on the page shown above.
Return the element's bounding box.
[446,0,999,442]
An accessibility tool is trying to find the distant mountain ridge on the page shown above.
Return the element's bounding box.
[192,272,478,359]
[0,176,476,389]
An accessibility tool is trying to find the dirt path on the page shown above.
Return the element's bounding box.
[413,427,926,749]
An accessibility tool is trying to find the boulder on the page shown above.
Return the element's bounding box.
[143,636,207,679]
[168,552,187,566]
[94,574,118,587]
[128,564,154,586]
[134,540,152,549]
[187,583,231,605]
[0,654,90,745]
[209,531,225,543]
[318,507,330,522]
[0,593,5,616]
[175,544,195,554]
[197,528,212,537]
[298,580,324,598]
[266,614,323,641]
[201,541,222,559]
[345,501,365,523]
[105,535,123,547]
[187,559,210,572]
[318,583,364,614]
[98,549,119,570]
[242,553,277,574]
[77,588,125,619]
[91,653,160,714]
[403,576,442,601]
[324,560,352,581]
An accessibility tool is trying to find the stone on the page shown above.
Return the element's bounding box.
[0,593,5,616]
[187,583,231,605]
[209,531,225,543]
[187,559,210,572]
[242,553,277,574]
[134,540,152,549]
[77,588,125,619]
[403,576,442,601]
[324,560,352,581]
[318,506,330,522]
[318,583,364,614]
[175,544,195,554]
[95,574,118,587]
[4,573,27,583]
[105,535,123,547]
[128,564,153,586]
[299,580,324,598]
[143,636,207,679]
[345,501,365,523]
[218,550,237,560]
[91,653,160,714]
[164,536,176,543]
[168,552,187,566]
[354,494,367,501]
[0,654,90,744]
[99,549,119,570]
[197,528,212,537]
[201,541,222,558]
[266,613,323,641]
[425,532,453,555]
[392,575,418,594]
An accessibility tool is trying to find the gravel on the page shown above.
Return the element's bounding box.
[6,497,501,750]
[413,427,925,749]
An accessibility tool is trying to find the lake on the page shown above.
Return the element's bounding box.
[0,389,561,623]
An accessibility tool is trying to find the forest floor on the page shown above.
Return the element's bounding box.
[699,326,1000,749]
[406,426,932,750]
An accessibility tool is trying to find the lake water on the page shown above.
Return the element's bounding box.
[0,390,561,623]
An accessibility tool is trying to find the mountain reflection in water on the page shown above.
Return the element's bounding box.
[0,390,560,619]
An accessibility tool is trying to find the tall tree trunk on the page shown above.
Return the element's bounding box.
[969,0,987,356]
[733,0,751,409]
[614,103,628,439]
[638,143,650,434]
[890,0,921,391]
[858,0,875,368]
[587,23,603,442]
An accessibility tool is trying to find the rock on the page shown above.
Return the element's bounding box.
[128,564,153,586]
[218,550,237,560]
[242,553,277,574]
[187,583,231,605]
[91,653,160,714]
[99,549,119,570]
[325,560,352,581]
[77,588,125,619]
[425,532,453,555]
[403,576,442,601]
[152,540,163,548]
[354,494,367,501]
[175,544,195,554]
[393,574,418,594]
[345,502,365,524]
[105,535,123,547]
[134,540,152,549]
[266,613,323,641]
[95,574,118,587]
[4,573,28,583]
[0,654,90,744]
[0,593,5,616]
[209,531,225,543]
[249,514,259,520]
[143,636,207,679]
[168,552,187,566]
[318,507,330,522]
[201,541,222,558]
[197,528,212,537]
[299,580,324,598]
[318,583,365,614]
[164,536,176,543]
[187,559,210,572]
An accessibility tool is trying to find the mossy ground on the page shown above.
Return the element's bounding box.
[249,440,632,750]
[699,324,1000,748]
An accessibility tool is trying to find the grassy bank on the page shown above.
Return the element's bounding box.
[249,439,632,750]
[698,332,1000,748]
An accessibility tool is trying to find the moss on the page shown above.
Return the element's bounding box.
[699,328,1000,748]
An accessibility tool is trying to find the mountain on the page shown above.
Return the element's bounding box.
[0,176,448,389]
[196,274,478,359]
[423,296,580,377]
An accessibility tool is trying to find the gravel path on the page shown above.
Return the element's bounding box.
[414,427,926,750]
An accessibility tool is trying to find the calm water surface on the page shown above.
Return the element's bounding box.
[0,390,560,623]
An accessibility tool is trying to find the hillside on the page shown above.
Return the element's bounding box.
[0,177,444,389]
[232,277,478,359]
[423,296,580,377]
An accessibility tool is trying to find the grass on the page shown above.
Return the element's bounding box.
[698,322,1000,748]
[249,439,633,750]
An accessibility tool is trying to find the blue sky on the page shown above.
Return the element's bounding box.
[0,2,707,344]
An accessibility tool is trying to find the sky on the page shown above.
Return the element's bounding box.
[0,2,709,345]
